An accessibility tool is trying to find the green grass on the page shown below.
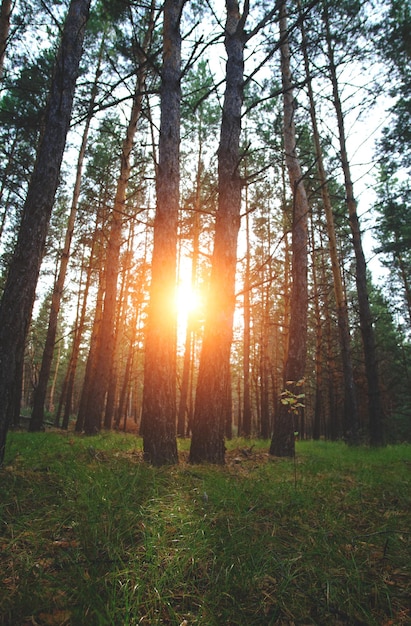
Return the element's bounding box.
[1,433,410,625]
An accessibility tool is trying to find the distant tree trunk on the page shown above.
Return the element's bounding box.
[30,36,103,432]
[177,143,202,437]
[189,0,248,464]
[242,197,252,437]
[48,338,61,414]
[58,228,97,429]
[104,231,135,430]
[141,0,186,465]
[77,268,105,433]
[270,0,308,458]
[396,250,411,327]
[0,0,90,465]
[322,248,341,441]
[323,3,384,446]
[310,213,323,440]
[82,5,155,435]
[299,6,359,443]
[260,288,271,439]
[115,284,140,430]
[0,0,12,81]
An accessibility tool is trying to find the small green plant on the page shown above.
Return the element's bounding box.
[280,378,305,414]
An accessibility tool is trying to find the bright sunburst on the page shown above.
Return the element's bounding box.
[175,281,202,316]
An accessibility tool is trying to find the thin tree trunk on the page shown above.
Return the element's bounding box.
[59,232,96,429]
[177,146,202,437]
[189,0,248,464]
[260,288,271,439]
[104,229,135,430]
[323,2,384,446]
[242,193,252,437]
[396,249,411,328]
[141,0,185,465]
[0,0,90,465]
[115,288,140,430]
[299,4,359,443]
[310,212,323,440]
[30,35,103,431]
[270,0,308,458]
[0,0,12,81]
[76,268,105,433]
[48,338,61,414]
[83,5,155,435]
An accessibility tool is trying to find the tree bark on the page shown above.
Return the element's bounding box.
[189,0,247,464]
[82,4,155,435]
[242,204,252,437]
[299,3,359,443]
[0,0,90,465]
[177,139,202,438]
[270,0,308,458]
[30,34,104,432]
[0,0,12,81]
[323,1,384,446]
[141,0,186,465]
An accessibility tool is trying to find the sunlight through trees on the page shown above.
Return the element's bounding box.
[0,0,410,465]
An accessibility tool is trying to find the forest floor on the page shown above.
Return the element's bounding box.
[0,432,410,626]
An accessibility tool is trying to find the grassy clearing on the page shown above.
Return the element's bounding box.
[1,432,410,625]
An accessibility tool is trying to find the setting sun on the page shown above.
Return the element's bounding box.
[175,281,203,316]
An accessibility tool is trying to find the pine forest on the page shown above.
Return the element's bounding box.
[1,0,411,466]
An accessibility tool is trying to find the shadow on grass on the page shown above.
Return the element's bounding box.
[1,432,410,625]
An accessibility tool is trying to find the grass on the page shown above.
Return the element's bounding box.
[1,433,410,625]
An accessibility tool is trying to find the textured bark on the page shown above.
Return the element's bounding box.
[270,0,308,458]
[189,0,247,464]
[0,0,12,81]
[30,35,103,432]
[141,0,186,465]
[324,2,384,446]
[0,0,90,465]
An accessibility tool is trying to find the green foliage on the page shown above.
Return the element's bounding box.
[280,379,305,415]
[1,433,410,625]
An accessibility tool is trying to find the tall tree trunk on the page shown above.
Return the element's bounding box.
[58,228,97,429]
[260,287,271,439]
[310,212,323,440]
[83,5,155,435]
[115,279,141,430]
[396,250,411,327]
[189,0,248,464]
[299,4,359,443]
[76,267,105,433]
[177,142,202,437]
[141,0,185,465]
[30,35,103,432]
[323,2,384,446]
[242,205,252,437]
[270,0,308,458]
[0,0,12,81]
[104,231,135,430]
[0,0,90,465]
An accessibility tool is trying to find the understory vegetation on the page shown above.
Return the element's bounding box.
[1,432,410,625]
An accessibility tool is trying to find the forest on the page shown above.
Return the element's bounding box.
[0,0,411,465]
